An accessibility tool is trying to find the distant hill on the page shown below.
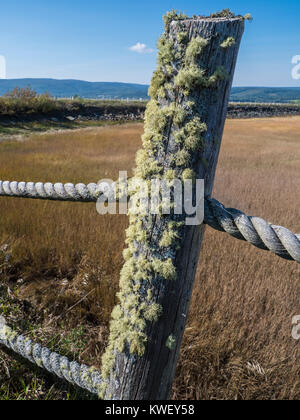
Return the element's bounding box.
[1,79,300,103]
[0,79,149,100]
[230,87,300,103]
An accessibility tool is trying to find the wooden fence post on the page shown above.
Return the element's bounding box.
[102,12,245,400]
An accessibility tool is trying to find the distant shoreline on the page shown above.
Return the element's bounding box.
[1,79,300,103]
[1,102,300,127]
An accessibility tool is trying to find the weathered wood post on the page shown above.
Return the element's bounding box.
[101,11,245,400]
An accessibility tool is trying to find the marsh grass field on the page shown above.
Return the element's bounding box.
[0,117,299,400]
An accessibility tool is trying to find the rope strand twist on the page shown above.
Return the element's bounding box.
[0,320,102,396]
[205,198,300,263]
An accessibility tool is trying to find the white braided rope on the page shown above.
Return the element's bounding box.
[0,180,299,263]
[0,180,101,202]
[205,198,300,263]
[0,319,103,396]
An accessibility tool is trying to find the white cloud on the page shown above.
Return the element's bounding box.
[129,42,154,54]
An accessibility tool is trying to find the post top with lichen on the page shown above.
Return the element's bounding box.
[164,9,251,26]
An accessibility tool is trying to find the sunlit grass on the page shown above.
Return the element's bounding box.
[0,118,300,400]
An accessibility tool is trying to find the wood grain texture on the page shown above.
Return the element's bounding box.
[106,16,245,400]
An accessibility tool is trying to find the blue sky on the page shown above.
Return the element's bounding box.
[0,0,300,86]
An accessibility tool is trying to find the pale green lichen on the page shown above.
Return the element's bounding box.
[154,258,177,280]
[244,13,253,21]
[210,8,251,22]
[36,358,43,368]
[184,135,203,152]
[184,118,207,151]
[0,325,18,343]
[182,168,196,182]
[101,252,176,380]
[210,8,237,18]
[166,334,176,350]
[175,65,207,94]
[97,382,109,400]
[175,62,228,94]
[163,10,188,31]
[221,37,236,48]
[177,31,188,44]
[135,148,162,178]
[175,149,191,166]
[144,303,162,322]
[148,68,165,99]
[185,37,208,64]
[157,36,176,67]
[164,169,176,181]
[173,106,188,126]
[122,247,132,261]
[172,115,206,152]
[159,221,181,248]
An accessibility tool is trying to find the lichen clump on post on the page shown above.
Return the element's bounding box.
[210,8,237,18]
[100,10,236,395]
[221,37,236,48]
[210,8,252,20]
[244,13,253,21]
[166,334,176,351]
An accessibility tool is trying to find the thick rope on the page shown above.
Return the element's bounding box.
[0,180,299,263]
[205,198,300,263]
[0,180,103,202]
[0,319,103,396]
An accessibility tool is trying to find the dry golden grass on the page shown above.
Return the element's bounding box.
[0,117,299,400]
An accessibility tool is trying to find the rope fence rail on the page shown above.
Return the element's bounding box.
[0,319,102,396]
[0,180,102,202]
[205,198,300,263]
[1,179,299,263]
